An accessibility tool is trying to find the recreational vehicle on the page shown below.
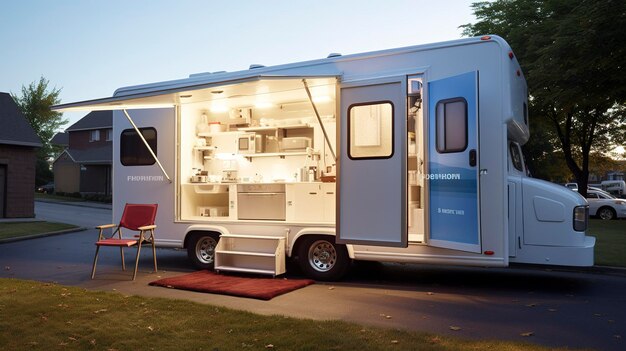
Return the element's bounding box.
[54,35,595,280]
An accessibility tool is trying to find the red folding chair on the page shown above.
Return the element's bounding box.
[91,203,158,280]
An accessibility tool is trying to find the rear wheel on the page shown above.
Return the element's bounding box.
[187,233,219,269]
[297,236,350,281]
[598,207,616,220]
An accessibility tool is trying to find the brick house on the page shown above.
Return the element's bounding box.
[52,110,112,195]
[0,92,42,218]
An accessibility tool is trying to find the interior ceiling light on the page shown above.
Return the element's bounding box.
[211,90,224,94]
[180,94,192,98]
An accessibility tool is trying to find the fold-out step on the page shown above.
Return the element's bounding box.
[214,234,286,277]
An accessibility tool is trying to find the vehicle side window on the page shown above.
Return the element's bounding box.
[435,98,467,153]
[348,101,393,159]
[120,127,157,166]
[587,193,598,199]
[509,143,523,172]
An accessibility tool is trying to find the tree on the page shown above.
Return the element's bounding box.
[12,77,67,186]
[461,0,626,197]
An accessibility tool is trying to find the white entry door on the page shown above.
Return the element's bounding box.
[337,80,407,247]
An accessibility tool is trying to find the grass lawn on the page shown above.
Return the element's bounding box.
[0,222,78,240]
[589,219,626,267]
[0,278,564,351]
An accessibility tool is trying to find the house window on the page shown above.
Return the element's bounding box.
[120,128,157,166]
[89,130,100,142]
[106,129,112,141]
[348,101,394,159]
[435,98,467,153]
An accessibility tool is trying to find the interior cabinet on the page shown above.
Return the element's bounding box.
[286,182,335,223]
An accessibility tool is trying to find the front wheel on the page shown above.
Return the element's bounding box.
[187,233,219,269]
[598,207,616,220]
[297,236,350,281]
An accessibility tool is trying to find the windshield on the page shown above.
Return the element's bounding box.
[592,191,616,199]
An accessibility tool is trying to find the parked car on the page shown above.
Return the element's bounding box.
[36,182,54,194]
[565,184,603,193]
[585,189,626,220]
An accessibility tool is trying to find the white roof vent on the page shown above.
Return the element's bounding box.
[327,53,342,58]
[249,64,265,69]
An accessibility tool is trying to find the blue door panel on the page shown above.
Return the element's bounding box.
[428,71,480,251]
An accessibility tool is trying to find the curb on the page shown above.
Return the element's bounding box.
[509,262,626,277]
[0,227,89,244]
[35,199,112,210]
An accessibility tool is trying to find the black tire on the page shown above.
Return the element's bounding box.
[297,236,350,281]
[186,232,219,270]
[597,207,616,220]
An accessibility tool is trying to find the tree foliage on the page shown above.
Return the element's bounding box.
[12,76,67,185]
[462,0,626,196]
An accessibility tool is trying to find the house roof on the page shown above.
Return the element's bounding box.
[0,92,42,147]
[66,110,112,131]
[50,132,69,146]
[56,145,112,165]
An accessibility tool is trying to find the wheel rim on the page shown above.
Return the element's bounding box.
[195,236,217,264]
[308,240,337,272]
[599,208,614,220]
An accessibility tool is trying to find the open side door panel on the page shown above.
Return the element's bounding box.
[337,80,407,247]
[427,71,481,253]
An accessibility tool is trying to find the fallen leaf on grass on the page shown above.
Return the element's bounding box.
[428,336,442,345]
[520,332,534,337]
[68,337,77,341]
[385,315,392,319]
[147,326,154,331]
[427,292,434,295]
[449,326,461,331]
[93,309,108,314]
[265,344,274,349]
[90,339,96,346]
[328,286,335,290]
[391,340,399,344]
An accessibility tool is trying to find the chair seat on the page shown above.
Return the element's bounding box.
[95,238,138,247]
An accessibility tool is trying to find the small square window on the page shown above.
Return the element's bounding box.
[106,129,112,141]
[89,130,100,142]
[120,128,157,166]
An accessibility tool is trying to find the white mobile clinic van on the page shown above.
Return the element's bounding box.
[54,35,595,280]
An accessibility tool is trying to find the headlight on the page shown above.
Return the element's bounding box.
[573,206,588,232]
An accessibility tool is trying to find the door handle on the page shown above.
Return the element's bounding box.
[469,149,477,167]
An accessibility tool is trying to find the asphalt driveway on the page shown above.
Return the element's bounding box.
[0,201,624,350]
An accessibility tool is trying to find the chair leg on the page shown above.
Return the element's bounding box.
[132,242,142,281]
[152,237,158,273]
[120,247,126,271]
[91,245,100,279]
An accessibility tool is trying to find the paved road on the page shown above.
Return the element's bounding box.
[0,201,624,350]
[35,201,112,228]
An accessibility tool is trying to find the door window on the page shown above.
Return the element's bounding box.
[348,102,393,159]
[510,142,524,172]
[435,98,467,153]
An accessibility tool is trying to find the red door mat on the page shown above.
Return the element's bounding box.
[149,270,315,300]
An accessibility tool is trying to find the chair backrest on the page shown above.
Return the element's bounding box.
[119,203,158,231]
